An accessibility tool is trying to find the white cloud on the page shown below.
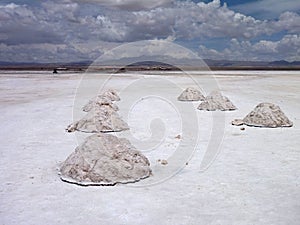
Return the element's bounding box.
[100,39,197,61]
[72,0,173,10]
[0,3,36,25]
[274,12,300,34]
[0,0,299,62]
[1,0,299,44]
[0,42,109,63]
[232,0,300,19]
[199,34,300,61]
[0,3,19,9]
[172,1,273,39]
[41,1,79,22]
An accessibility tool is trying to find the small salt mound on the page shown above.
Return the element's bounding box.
[177,87,205,101]
[101,89,120,101]
[83,96,119,112]
[197,91,237,111]
[83,89,120,112]
[232,102,293,128]
[66,108,129,133]
[59,133,151,186]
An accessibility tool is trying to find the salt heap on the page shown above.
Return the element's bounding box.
[66,108,129,133]
[83,89,120,112]
[82,96,119,113]
[67,89,128,133]
[197,91,237,111]
[232,102,293,128]
[59,133,151,186]
[177,87,205,101]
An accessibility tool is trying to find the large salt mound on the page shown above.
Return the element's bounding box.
[66,108,129,133]
[83,89,120,112]
[177,87,204,101]
[197,91,237,111]
[232,102,293,128]
[59,133,151,186]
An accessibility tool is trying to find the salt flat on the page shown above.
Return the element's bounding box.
[0,70,299,225]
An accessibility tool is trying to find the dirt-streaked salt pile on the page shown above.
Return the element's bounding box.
[83,89,120,112]
[59,133,151,186]
[232,102,293,128]
[66,107,129,133]
[197,91,237,111]
[177,87,204,101]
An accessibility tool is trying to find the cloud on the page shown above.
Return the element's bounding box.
[1,0,299,44]
[0,3,71,45]
[232,0,300,19]
[0,0,299,62]
[78,15,128,42]
[41,1,79,22]
[72,0,173,10]
[274,12,300,34]
[172,0,273,39]
[100,39,197,61]
[76,0,278,42]
[198,34,300,61]
[0,41,111,63]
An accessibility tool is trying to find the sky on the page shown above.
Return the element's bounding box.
[0,0,299,63]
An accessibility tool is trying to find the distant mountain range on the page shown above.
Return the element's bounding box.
[0,59,299,70]
[205,59,300,67]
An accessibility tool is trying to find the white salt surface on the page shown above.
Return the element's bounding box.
[0,71,299,225]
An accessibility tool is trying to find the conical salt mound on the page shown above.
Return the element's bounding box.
[83,96,119,112]
[232,102,293,128]
[59,133,151,186]
[83,89,120,112]
[197,91,237,111]
[102,89,120,101]
[66,108,129,133]
[177,87,204,101]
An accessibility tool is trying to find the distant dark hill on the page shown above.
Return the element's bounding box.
[204,59,300,70]
[204,59,268,67]
[269,60,300,66]
[291,61,300,66]
[124,61,180,70]
[127,61,174,67]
